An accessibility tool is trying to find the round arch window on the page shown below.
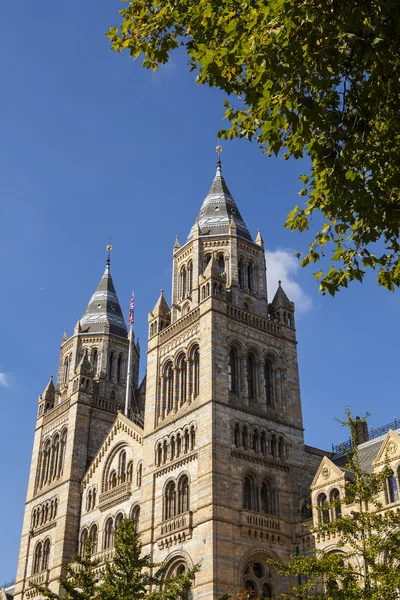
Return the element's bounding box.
[244,559,274,599]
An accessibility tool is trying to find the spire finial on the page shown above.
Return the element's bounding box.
[106,238,112,266]
[216,139,223,175]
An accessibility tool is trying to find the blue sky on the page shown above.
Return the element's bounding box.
[1,0,400,584]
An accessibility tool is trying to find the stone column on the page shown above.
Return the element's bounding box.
[257,362,264,408]
[186,360,192,405]
[159,375,166,421]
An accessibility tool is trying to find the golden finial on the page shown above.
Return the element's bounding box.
[106,238,112,264]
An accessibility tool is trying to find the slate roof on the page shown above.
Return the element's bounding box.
[80,259,127,339]
[187,163,252,241]
[333,431,400,474]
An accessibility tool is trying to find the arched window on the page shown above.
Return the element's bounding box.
[51,434,60,481]
[271,435,277,458]
[164,481,176,520]
[165,363,174,414]
[188,261,193,293]
[42,439,52,486]
[157,443,162,466]
[131,505,140,531]
[137,462,142,487]
[109,470,117,489]
[330,489,341,519]
[110,390,116,400]
[190,425,196,450]
[163,440,168,464]
[118,450,127,482]
[117,355,123,382]
[91,489,96,510]
[179,355,187,406]
[33,542,42,574]
[387,475,399,504]
[243,477,254,510]
[238,259,244,289]
[244,560,274,599]
[260,432,267,455]
[247,263,254,291]
[87,490,92,512]
[177,433,182,456]
[108,353,114,380]
[228,348,238,393]
[115,512,124,531]
[63,356,70,386]
[127,461,133,482]
[193,347,200,398]
[234,424,240,447]
[80,529,88,555]
[261,481,273,515]
[92,349,98,374]
[278,437,285,459]
[184,429,190,452]
[253,430,259,453]
[218,254,225,271]
[178,475,190,514]
[89,524,98,554]
[247,354,256,400]
[318,494,330,523]
[242,426,248,450]
[264,361,273,405]
[103,518,114,549]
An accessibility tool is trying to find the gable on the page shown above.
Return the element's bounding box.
[372,429,400,468]
[82,411,143,488]
[311,455,345,490]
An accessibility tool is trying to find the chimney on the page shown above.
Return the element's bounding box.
[354,416,369,445]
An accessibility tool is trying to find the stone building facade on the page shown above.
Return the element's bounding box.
[12,161,328,600]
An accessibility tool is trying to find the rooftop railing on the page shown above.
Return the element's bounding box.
[332,418,400,456]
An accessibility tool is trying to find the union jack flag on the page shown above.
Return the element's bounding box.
[128,292,135,326]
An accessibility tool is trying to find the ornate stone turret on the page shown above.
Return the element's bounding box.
[268,280,295,328]
[148,290,171,338]
[37,376,55,417]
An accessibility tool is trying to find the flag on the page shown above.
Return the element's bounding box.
[128,292,134,326]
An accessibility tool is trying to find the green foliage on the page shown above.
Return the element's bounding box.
[269,409,400,599]
[33,540,100,600]
[99,519,199,600]
[107,0,400,294]
[35,521,198,600]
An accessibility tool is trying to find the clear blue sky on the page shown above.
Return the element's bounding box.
[1,0,399,585]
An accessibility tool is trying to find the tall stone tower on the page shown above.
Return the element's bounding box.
[140,159,322,598]
[13,257,140,600]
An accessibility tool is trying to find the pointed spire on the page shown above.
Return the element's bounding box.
[75,352,94,377]
[187,149,252,241]
[74,318,81,334]
[255,228,264,248]
[203,254,224,281]
[62,328,67,342]
[80,252,127,338]
[174,235,181,250]
[39,376,55,403]
[150,289,170,318]
[271,281,294,310]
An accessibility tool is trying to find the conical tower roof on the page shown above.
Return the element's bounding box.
[270,281,294,310]
[188,162,252,241]
[80,259,127,338]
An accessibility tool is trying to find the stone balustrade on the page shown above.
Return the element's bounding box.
[240,510,283,535]
[159,308,200,343]
[226,305,281,336]
[157,511,193,549]
[28,570,49,590]
[99,481,132,511]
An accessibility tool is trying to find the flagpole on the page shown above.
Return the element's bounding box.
[125,292,134,417]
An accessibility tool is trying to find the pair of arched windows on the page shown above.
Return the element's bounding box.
[102,507,140,550]
[179,262,193,299]
[79,524,98,555]
[244,560,274,599]
[32,539,50,574]
[106,451,134,491]
[86,488,97,512]
[107,353,124,382]
[234,424,286,460]
[228,349,274,404]
[317,489,341,523]
[238,260,256,293]
[39,429,67,489]
[161,348,200,419]
[243,476,278,516]
[164,475,190,520]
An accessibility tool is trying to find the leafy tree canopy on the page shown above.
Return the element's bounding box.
[107,0,400,295]
[270,409,400,599]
